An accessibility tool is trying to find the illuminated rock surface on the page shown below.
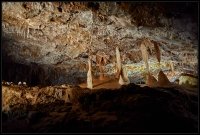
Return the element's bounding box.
[2,2,198,85]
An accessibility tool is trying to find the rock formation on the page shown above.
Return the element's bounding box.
[2,2,198,86]
[154,42,161,66]
[115,46,122,79]
[170,60,175,74]
[87,58,93,89]
[118,67,130,85]
[146,73,158,87]
[96,52,108,80]
[157,70,171,86]
[1,2,198,133]
[140,40,150,73]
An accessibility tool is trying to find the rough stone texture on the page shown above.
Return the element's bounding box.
[2,84,89,112]
[2,83,198,133]
[2,2,198,85]
[2,3,198,133]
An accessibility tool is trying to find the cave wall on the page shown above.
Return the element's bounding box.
[2,2,198,85]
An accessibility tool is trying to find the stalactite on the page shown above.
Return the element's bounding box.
[87,57,93,89]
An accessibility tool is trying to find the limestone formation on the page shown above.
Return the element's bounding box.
[146,73,158,87]
[87,57,93,89]
[157,70,171,86]
[96,53,108,80]
[118,75,124,85]
[154,42,161,65]
[119,67,130,85]
[1,2,198,88]
[140,41,149,73]
[115,46,122,79]
[170,61,175,74]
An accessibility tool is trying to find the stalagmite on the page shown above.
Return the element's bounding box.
[170,60,174,74]
[87,57,93,89]
[146,73,158,87]
[96,53,108,80]
[119,67,130,85]
[118,75,124,85]
[157,70,171,86]
[115,46,122,78]
[99,58,104,80]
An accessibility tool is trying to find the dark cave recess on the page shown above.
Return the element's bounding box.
[2,59,50,87]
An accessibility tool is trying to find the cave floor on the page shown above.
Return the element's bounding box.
[79,76,121,90]
[2,82,198,133]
